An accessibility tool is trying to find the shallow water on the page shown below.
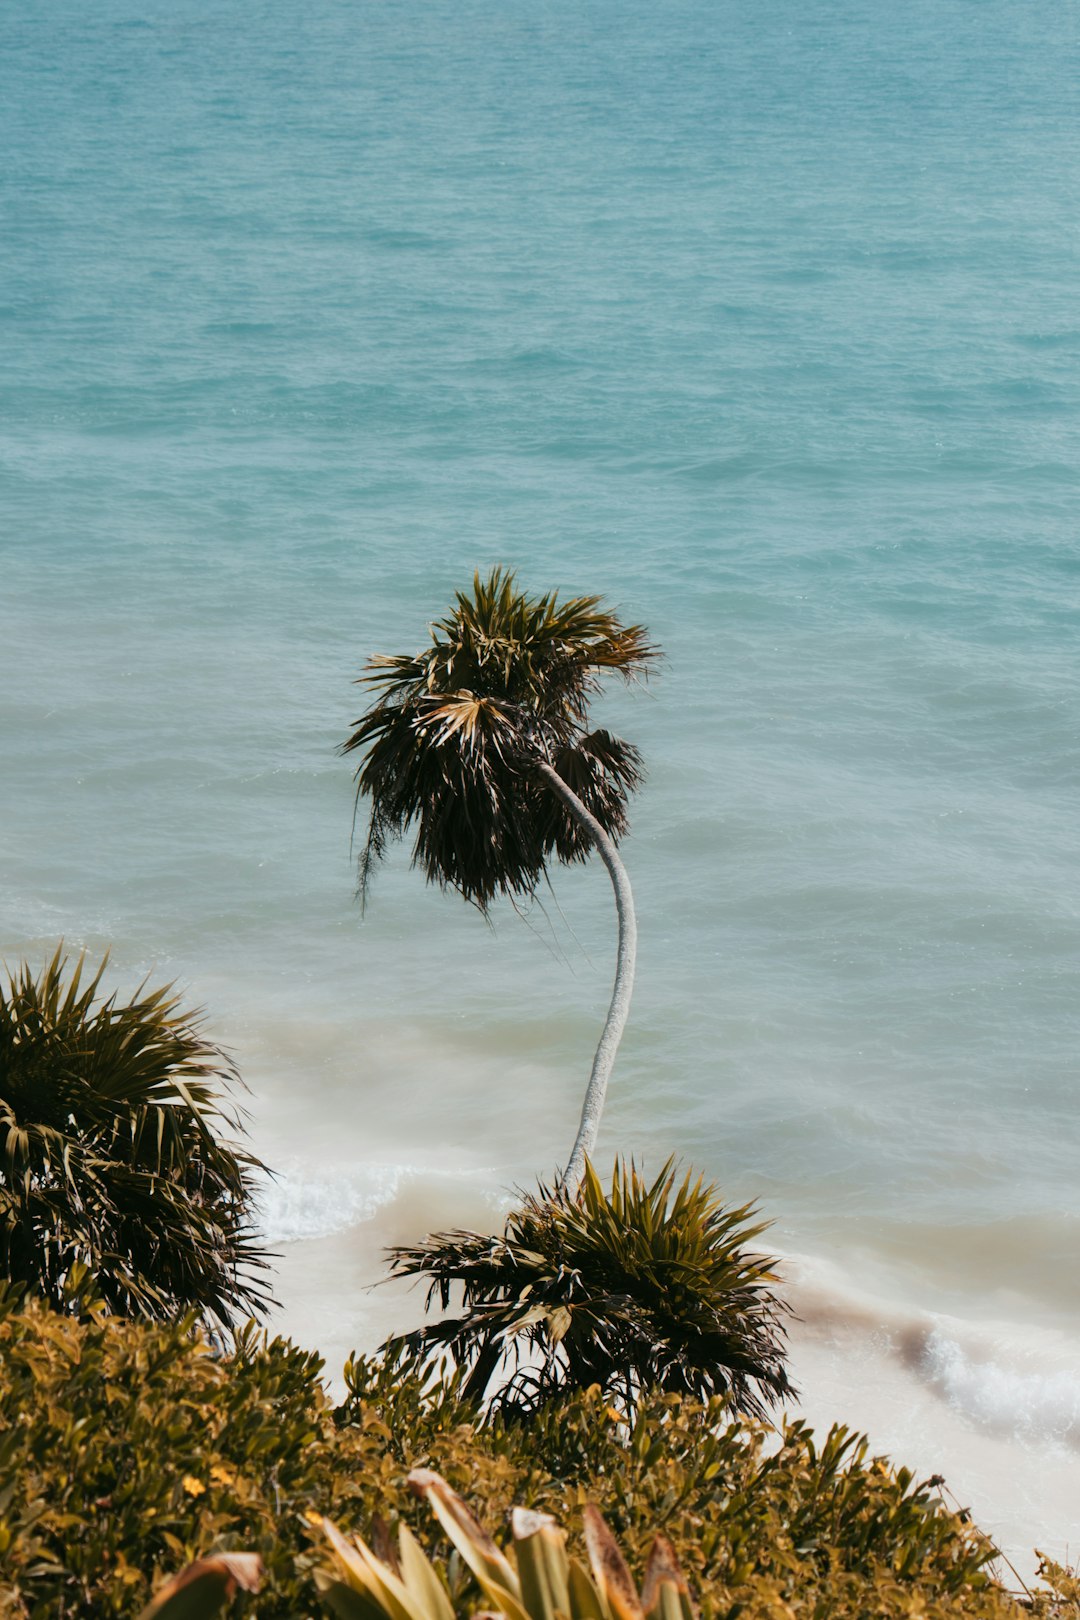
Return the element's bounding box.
[3,0,1079,1569]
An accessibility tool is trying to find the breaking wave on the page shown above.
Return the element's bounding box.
[919,1328,1080,1449]
[255,1162,406,1244]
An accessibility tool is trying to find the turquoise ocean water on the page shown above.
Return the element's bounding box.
[3,0,1079,1561]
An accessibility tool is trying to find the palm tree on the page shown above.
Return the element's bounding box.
[0,946,272,1329]
[343,568,659,1185]
[345,578,793,1415]
[384,1159,794,1419]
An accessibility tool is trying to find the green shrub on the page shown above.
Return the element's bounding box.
[340,1354,1023,1620]
[0,1293,358,1616]
[0,1293,1038,1619]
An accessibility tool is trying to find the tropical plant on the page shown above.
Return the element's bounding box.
[0,1290,1032,1619]
[343,567,659,1186]
[1031,1562,1080,1619]
[138,1554,262,1620]
[0,945,271,1328]
[0,1291,344,1617]
[343,580,798,1431]
[318,1467,695,1620]
[384,1158,794,1419]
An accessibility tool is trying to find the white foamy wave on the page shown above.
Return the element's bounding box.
[920,1329,1080,1449]
[787,1251,1080,1452]
[256,1162,405,1244]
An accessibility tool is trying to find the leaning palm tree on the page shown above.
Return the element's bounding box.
[343,568,658,1185]
[0,946,272,1329]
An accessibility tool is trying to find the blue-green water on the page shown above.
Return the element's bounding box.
[2,0,1079,1557]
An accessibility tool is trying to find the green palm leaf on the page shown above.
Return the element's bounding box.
[343,567,657,910]
[0,946,272,1328]
[384,1158,793,1421]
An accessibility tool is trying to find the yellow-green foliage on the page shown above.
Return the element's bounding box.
[0,1295,361,1617]
[0,1293,1060,1619]
[319,1467,694,1620]
[340,1352,1024,1620]
[1031,1562,1080,1620]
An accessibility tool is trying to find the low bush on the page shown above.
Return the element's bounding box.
[0,1293,356,1617]
[340,1352,1023,1620]
[315,1469,1080,1620]
[0,1292,1045,1619]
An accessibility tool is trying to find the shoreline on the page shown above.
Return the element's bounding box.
[262,1165,1080,1578]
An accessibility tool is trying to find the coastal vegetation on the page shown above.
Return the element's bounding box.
[1,579,1074,1617]
[0,936,1073,1616]
[383,1159,793,1419]
[0,947,271,1331]
[344,577,790,1433]
[318,1465,700,1620]
[4,1289,1062,1619]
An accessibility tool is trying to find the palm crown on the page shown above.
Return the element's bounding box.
[0,947,271,1328]
[343,568,658,909]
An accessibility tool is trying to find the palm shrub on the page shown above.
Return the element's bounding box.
[343,567,659,1186]
[384,1159,794,1419]
[0,946,270,1327]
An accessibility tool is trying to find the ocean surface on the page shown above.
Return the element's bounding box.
[2,0,1079,1572]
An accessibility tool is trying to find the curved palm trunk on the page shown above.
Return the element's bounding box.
[534,760,637,1192]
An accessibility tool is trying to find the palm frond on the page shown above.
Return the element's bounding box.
[0,948,273,1329]
[384,1158,793,1421]
[343,569,659,910]
[538,731,645,863]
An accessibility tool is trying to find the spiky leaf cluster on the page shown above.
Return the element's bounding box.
[319,1466,696,1620]
[0,947,271,1329]
[343,569,658,909]
[385,1159,794,1420]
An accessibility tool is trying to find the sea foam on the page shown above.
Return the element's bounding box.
[920,1328,1080,1450]
[256,1163,405,1245]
